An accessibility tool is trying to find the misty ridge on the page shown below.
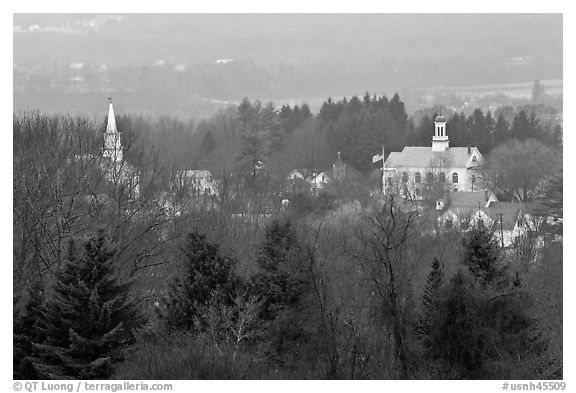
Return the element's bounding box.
[14,14,562,118]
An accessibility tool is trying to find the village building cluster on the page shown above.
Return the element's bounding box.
[100,101,551,248]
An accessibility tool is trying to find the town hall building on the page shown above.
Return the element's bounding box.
[383,115,485,198]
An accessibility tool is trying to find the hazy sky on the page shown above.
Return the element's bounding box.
[13,14,562,69]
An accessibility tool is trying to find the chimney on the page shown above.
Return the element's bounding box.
[467,145,471,154]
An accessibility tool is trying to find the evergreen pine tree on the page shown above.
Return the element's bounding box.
[300,103,312,120]
[461,226,507,287]
[493,114,509,147]
[161,230,238,331]
[33,230,145,379]
[427,270,486,378]
[261,101,284,153]
[413,114,433,146]
[510,110,531,140]
[13,276,47,379]
[250,219,311,355]
[200,130,218,156]
[416,258,444,351]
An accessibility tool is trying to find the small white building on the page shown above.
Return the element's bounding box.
[173,169,218,197]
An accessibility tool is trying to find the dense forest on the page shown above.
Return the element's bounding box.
[13,92,562,379]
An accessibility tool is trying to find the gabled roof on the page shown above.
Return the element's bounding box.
[448,191,496,211]
[385,146,483,169]
[445,199,525,231]
[485,202,525,230]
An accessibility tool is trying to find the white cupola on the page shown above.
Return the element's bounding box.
[432,114,449,152]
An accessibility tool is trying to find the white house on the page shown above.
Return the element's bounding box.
[173,169,218,197]
[437,190,539,247]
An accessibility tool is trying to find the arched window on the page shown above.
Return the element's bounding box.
[387,176,393,186]
[426,172,434,183]
[415,172,421,183]
[452,172,459,183]
[471,174,476,184]
[438,172,446,183]
[472,156,477,164]
[402,172,408,183]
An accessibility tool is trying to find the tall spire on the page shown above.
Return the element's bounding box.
[103,97,123,162]
[106,97,117,133]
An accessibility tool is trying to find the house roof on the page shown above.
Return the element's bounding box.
[448,191,494,210]
[445,198,525,231]
[485,202,523,230]
[385,146,481,169]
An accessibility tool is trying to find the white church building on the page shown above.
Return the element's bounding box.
[383,115,485,198]
[101,99,140,199]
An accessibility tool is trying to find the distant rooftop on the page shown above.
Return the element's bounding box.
[385,146,481,168]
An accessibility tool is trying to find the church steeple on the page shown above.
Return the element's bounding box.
[106,97,117,133]
[103,98,123,162]
[432,114,449,152]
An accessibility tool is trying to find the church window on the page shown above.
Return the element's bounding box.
[402,172,408,183]
[415,172,421,183]
[472,156,477,164]
[439,172,445,183]
[426,172,434,183]
[452,173,459,183]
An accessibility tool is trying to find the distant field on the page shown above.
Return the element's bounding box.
[414,79,563,99]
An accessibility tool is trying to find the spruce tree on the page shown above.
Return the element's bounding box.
[427,270,486,378]
[416,258,444,352]
[461,227,506,287]
[200,130,217,156]
[249,219,311,354]
[13,276,47,379]
[33,230,145,379]
[161,230,238,331]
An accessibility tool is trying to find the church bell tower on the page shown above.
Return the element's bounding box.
[432,114,449,152]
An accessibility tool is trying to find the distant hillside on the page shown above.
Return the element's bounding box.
[13,14,562,117]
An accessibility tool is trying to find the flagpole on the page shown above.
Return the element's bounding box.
[382,144,385,196]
